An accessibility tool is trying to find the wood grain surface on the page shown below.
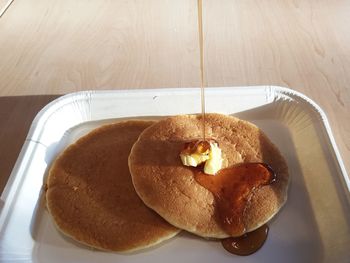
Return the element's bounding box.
[0,0,349,191]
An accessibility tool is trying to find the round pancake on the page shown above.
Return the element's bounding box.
[46,121,179,252]
[129,113,289,238]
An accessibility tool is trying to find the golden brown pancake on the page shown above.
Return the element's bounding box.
[46,121,180,252]
[129,113,289,238]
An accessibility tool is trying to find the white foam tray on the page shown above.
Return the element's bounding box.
[0,86,349,263]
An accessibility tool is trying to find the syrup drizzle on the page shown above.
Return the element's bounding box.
[195,1,274,256]
[197,0,206,140]
[194,163,276,236]
[193,162,276,255]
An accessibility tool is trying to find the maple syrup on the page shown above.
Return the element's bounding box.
[194,163,276,236]
[197,0,206,140]
[182,140,211,155]
[195,1,274,256]
[221,224,269,256]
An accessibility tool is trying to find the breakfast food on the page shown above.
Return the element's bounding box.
[45,121,180,252]
[129,113,289,238]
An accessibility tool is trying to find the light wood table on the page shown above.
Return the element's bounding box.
[0,0,349,193]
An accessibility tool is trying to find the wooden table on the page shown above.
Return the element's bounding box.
[0,0,349,193]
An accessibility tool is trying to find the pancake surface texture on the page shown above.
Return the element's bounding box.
[46,121,179,252]
[129,114,289,238]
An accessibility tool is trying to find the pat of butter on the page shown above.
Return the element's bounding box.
[204,142,223,175]
[180,141,223,175]
[180,152,210,167]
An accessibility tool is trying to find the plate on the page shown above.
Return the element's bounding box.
[0,86,349,263]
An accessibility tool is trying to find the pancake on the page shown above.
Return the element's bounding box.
[46,121,180,252]
[129,113,289,238]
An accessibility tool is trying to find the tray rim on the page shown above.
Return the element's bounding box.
[0,85,349,244]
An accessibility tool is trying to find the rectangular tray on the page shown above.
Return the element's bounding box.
[1,86,349,263]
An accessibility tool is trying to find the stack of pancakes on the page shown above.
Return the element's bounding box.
[46,113,289,252]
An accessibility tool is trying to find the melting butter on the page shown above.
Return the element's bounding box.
[180,141,223,175]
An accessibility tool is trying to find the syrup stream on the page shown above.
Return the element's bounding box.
[197,0,206,140]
